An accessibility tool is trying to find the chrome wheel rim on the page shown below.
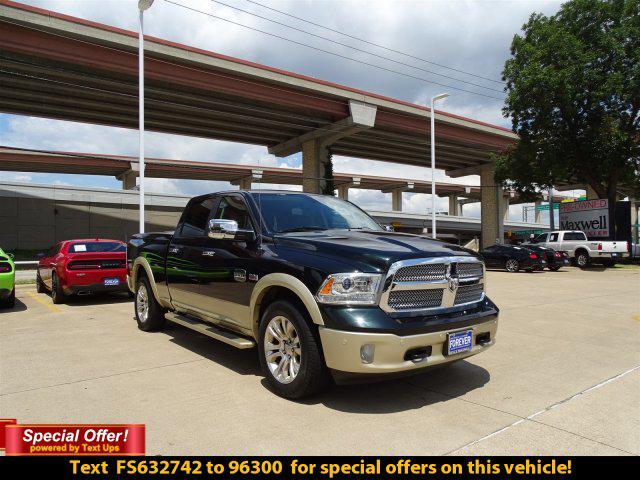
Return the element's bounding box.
[264,315,301,384]
[506,259,518,272]
[136,284,149,323]
[577,255,587,266]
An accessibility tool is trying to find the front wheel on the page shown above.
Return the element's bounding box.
[0,287,15,309]
[135,276,166,331]
[505,259,520,273]
[258,300,329,399]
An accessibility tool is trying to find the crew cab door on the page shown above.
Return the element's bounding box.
[191,194,259,331]
[166,195,218,310]
[545,232,561,251]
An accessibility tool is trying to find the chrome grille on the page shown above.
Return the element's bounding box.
[388,289,444,310]
[457,262,483,279]
[379,257,485,313]
[454,284,484,305]
[393,263,447,282]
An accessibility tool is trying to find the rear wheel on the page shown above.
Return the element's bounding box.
[135,275,166,331]
[36,273,47,293]
[258,300,328,399]
[0,287,15,309]
[575,251,590,268]
[602,259,616,268]
[505,259,520,273]
[51,273,67,304]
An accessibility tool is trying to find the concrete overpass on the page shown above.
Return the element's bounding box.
[0,0,518,246]
[0,181,548,250]
[0,146,572,218]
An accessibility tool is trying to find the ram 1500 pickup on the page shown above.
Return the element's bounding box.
[127,191,499,398]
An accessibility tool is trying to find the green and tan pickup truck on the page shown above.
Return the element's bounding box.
[127,191,498,398]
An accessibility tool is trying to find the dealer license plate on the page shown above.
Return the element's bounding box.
[447,330,473,356]
[104,278,120,286]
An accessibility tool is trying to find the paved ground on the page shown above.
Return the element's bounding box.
[1,267,639,455]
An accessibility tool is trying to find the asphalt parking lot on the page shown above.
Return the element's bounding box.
[1,267,639,455]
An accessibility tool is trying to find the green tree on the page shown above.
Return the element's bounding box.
[495,0,639,235]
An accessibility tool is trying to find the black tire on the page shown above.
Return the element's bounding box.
[51,272,67,304]
[548,265,561,271]
[602,259,616,268]
[258,300,329,399]
[0,287,15,309]
[134,275,166,331]
[505,259,520,273]
[575,251,590,268]
[36,273,47,293]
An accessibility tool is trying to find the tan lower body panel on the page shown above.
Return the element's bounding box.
[319,319,498,374]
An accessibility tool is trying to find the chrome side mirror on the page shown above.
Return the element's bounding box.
[207,219,238,240]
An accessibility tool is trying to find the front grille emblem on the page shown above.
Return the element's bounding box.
[445,262,459,293]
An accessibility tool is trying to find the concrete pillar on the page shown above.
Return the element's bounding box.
[480,164,506,248]
[237,177,252,190]
[120,170,138,190]
[302,139,330,194]
[534,201,542,223]
[391,189,403,212]
[448,194,460,216]
[503,195,510,222]
[337,184,349,200]
[586,185,599,200]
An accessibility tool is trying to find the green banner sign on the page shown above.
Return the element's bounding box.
[535,203,560,211]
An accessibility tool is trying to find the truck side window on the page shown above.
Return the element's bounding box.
[564,232,586,241]
[179,197,216,237]
[548,233,559,242]
[213,195,252,230]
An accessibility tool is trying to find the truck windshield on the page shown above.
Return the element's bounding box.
[251,193,382,234]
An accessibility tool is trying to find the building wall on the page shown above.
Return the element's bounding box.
[0,183,187,250]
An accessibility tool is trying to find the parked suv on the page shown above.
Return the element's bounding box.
[127,191,499,398]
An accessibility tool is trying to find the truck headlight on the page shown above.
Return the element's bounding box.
[316,273,382,305]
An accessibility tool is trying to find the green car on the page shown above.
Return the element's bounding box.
[0,247,16,309]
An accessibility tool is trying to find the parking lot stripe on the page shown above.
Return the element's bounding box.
[26,292,62,313]
[445,364,640,455]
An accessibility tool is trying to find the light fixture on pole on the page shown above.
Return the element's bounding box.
[137,0,154,233]
[430,93,449,239]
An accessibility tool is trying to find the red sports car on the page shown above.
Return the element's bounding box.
[36,238,129,304]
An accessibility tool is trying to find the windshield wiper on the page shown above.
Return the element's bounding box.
[277,226,327,233]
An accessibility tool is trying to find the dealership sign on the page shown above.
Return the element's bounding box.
[559,199,610,238]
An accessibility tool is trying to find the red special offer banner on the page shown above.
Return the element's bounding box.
[0,419,18,449]
[4,424,145,456]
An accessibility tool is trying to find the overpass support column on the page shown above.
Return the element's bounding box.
[480,164,506,248]
[448,194,460,216]
[301,139,330,194]
[503,194,511,222]
[586,185,599,200]
[231,169,263,190]
[534,201,543,223]
[391,189,403,212]
[117,163,139,190]
[337,184,349,200]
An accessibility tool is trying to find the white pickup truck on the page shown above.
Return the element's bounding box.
[528,230,629,267]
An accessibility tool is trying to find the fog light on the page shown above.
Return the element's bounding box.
[360,344,375,364]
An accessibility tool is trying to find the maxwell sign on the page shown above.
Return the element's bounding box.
[559,199,610,238]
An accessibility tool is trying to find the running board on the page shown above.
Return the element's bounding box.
[165,313,255,349]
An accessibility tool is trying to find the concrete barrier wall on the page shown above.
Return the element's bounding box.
[0,183,188,250]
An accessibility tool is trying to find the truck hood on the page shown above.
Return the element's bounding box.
[273,229,480,273]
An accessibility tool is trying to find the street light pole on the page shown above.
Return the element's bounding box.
[138,0,154,233]
[430,93,449,239]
